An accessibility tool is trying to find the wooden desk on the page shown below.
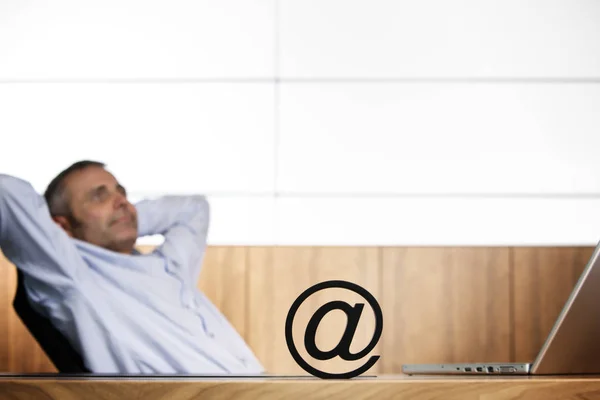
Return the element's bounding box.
[1,374,600,400]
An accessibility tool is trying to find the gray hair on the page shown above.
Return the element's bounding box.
[44,160,106,217]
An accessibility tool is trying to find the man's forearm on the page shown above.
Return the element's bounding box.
[0,174,88,287]
[135,195,210,238]
[135,195,210,284]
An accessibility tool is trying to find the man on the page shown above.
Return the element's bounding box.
[0,160,264,374]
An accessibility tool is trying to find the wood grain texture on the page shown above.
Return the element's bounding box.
[245,247,274,372]
[380,247,511,372]
[198,246,248,339]
[0,252,56,373]
[512,247,595,363]
[268,247,381,376]
[0,251,10,371]
[0,246,596,376]
[3,376,600,400]
[253,247,315,375]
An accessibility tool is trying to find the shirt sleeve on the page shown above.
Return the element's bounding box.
[0,174,89,291]
[134,195,210,285]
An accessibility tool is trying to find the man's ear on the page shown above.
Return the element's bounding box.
[52,216,74,237]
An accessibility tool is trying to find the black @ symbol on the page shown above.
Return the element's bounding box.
[285,280,383,379]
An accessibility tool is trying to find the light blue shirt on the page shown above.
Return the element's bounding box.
[0,174,264,374]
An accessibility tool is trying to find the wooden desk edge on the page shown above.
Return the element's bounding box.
[2,374,600,400]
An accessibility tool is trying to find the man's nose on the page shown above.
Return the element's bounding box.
[113,192,129,208]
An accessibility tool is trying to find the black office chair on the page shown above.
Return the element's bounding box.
[13,269,90,373]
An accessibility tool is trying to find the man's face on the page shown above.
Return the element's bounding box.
[58,166,138,254]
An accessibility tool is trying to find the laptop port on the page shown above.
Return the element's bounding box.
[464,367,472,372]
[476,367,483,372]
[487,366,494,373]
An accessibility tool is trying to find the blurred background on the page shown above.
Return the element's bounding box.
[1,0,600,375]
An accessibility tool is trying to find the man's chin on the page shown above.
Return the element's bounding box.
[117,230,138,243]
[112,223,137,235]
[109,234,138,254]
[111,227,138,243]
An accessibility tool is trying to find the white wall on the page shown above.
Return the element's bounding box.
[1,0,600,246]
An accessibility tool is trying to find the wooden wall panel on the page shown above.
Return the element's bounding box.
[245,247,275,372]
[0,252,56,373]
[380,247,511,373]
[0,246,596,375]
[512,247,594,363]
[0,252,11,371]
[198,246,248,339]
[251,247,315,375]
[271,247,381,376]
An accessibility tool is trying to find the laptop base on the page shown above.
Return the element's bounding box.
[402,363,531,375]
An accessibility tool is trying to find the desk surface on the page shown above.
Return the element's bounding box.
[2,374,600,400]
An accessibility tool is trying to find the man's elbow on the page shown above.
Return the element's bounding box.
[0,174,12,192]
[191,195,210,222]
[197,195,210,215]
[0,174,30,194]
[179,196,210,237]
[0,174,25,203]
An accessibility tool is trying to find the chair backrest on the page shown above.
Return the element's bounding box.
[12,269,90,373]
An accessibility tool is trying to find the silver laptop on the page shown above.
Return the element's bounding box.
[403,240,600,375]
